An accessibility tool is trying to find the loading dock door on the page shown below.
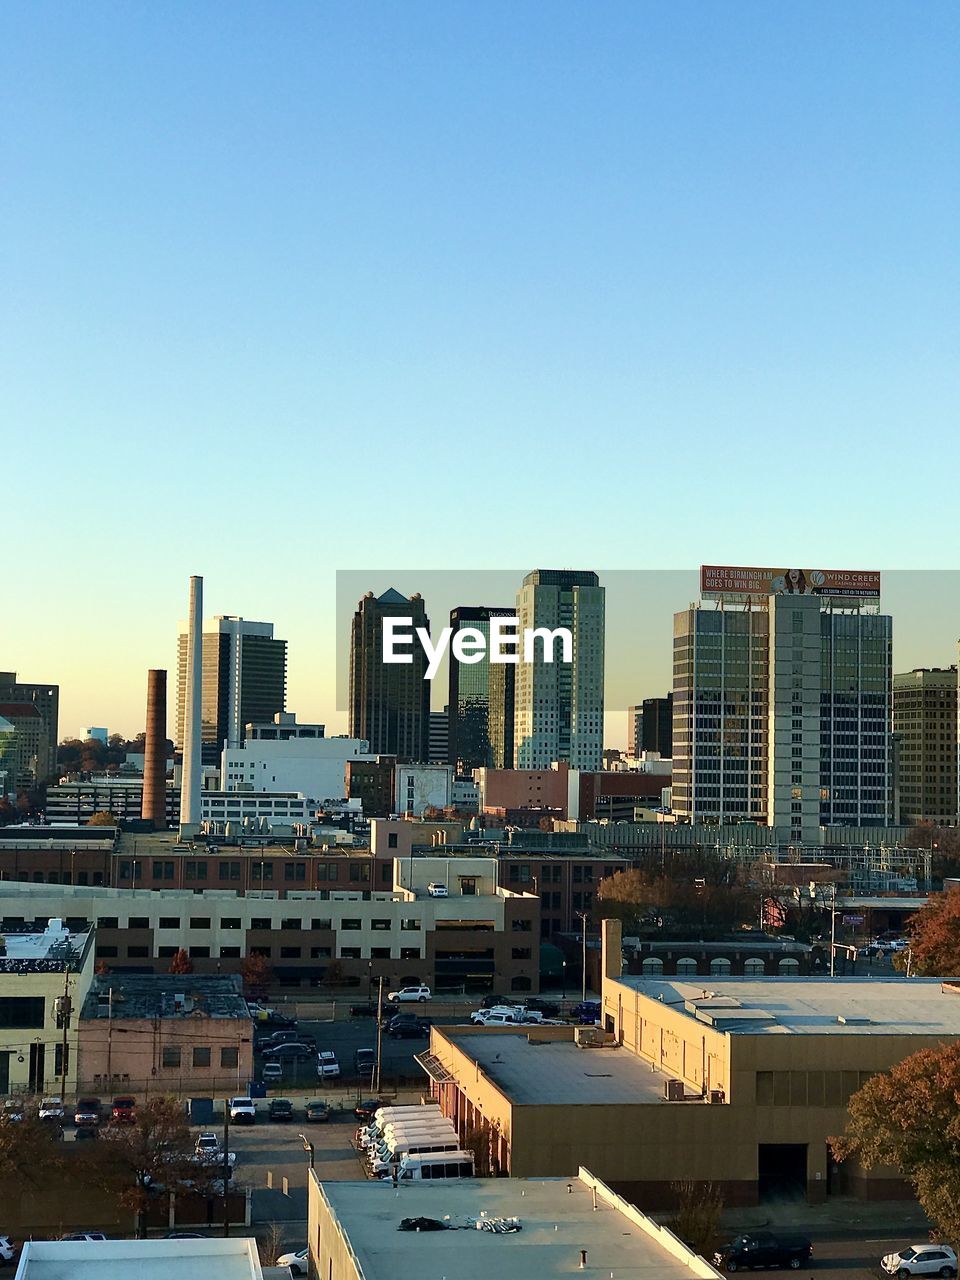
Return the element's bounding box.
[758,1143,807,1201]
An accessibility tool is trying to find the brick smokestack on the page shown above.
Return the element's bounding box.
[142,669,167,829]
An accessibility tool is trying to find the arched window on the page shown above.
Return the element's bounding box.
[743,957,765,976]
[710,957,731,975]
[641,956,664,975]
[510,975,532,991]
[675,957,698,976]
[778,957,800,974]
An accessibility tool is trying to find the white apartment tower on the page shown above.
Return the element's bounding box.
[513,569,605,770]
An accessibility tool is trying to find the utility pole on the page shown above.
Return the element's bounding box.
[829,883,837,979]
[222,1101,231,1237]
[374,976,384,1095]
[58,964,72,1100]
[106,987,113,1090]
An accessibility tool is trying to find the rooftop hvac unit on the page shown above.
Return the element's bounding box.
[708,1089,725,1105]
[665,1079,685,1102]
[574,1026,604,1048]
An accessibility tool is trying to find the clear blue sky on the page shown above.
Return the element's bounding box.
[3,2,958,736]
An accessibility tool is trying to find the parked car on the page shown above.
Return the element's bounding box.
[525,998,561,1018]
[387,984,431,1004]
[269,1098,294,1122]
[261,1062,283,1084]
[38,1097,64,1121]
[0,1236,18,1264]
[317,1051,341,1079]
[388,1017,429,1039]
[354,1048,375,1077]
[714,1231,813,1272]
[1,1099,25,1124]
[304,1100,332,1124]
[480,994,520,1010]
[74,1097,102,1128]
[426,882,448,898]
[276,1247,309,1276]
[881,1244,958,1277]
[110,1096,136,1124]
[572,1000,601,1024]
[229,1097,256,1124]
[62,1232,108,1242]
[349,1001,377,1018]
[354,1098,384,1121]
[470,1008,520,1027]
[262,1042,315,1062]
[256,1029,315,1053]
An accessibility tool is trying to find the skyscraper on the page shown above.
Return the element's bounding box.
[893,666,958,826]
[673,568,893,841]
[349,589,430,762]
[176,615,287,765]
[0,672,59,785]
[447,605,515,775]
[513,569,605,770]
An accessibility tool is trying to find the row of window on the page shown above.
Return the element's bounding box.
[161,1046,239,1069]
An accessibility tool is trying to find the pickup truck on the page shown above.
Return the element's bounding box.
[713,1231,813,1271]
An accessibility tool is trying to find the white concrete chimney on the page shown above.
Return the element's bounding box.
[180,574,203,830]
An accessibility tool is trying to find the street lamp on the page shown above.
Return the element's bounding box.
[298,1132,315,1171]
[561,959,567,1000]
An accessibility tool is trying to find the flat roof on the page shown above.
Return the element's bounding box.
[614,975,960,1035]
[441,1031,671,1104]
[80,973,250,1021]
[15,1238,262,1280]
[316,1170,721,1280]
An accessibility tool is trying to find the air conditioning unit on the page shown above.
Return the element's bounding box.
[574,1026,604,1048]
[665,1079,685,1102]
[708,1089,725,1105]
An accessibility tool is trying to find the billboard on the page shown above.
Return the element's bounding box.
[700,565,881,602]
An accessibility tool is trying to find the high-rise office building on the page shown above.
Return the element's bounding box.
[626,706,643,757]
[0,672,59,785]
[641,695,673,756]
[513,569,605,770]
[488,659,516,770]
[349,589,430,762]
[673,569,892,842]
[429,709,450,765]
[176,616,287,765]
[447,606,515,775]
[893,666,958,826]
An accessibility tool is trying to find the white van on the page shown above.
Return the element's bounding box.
[369,1132,459,1173]
[369,1123,459,1161]
[396,1150,475,1181]
[359,1106,441,1146]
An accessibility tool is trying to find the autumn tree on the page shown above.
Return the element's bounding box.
[832,1041,960,1241]
[894,887,960,976]
[89,1096,202,1237]
[0,1117,64,1189]
[241,952,274,1000]
[168,948,193,975]
[88,810,118,827]
[599,852,756,939]
[905,823,960,882]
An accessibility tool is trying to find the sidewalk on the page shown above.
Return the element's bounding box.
[713,1194,931,1236]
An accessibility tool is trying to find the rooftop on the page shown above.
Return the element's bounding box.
[0,922,91,973]
[80,973,251,1021]
[614,975,960,1035]
[315,1167,720,1280]
[15,1237,263,1280]
[438,1030,671,1105]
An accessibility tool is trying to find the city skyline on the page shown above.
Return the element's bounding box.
[9,568,960,749]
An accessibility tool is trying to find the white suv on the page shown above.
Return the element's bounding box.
[317,1051,340,1079]
[426,882,448,898]
[0,1237,17,1264]
[387,985,431,1004]
[229,1097,256,1124]
[471,1006,521,1026]
[881,1245,958,1276]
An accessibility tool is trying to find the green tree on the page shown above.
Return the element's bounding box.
[832,1041,960,1242]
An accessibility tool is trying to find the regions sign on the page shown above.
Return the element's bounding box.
[700,566,881,602]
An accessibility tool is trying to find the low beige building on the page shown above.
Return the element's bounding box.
[308,1166,723,1280]
[417,918,960,1208]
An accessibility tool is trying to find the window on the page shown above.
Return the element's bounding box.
[340,946,361,959]
[371,946,390,959]
[280,918,302,931]
[157,946,177,959]
[280,946,302,959]
[153,861,174,880]
[284,863,306,882]
[400,947,421,961]
[98,916,119,930]
[710,957,732,975]
[342,919,362,931]
[743,957,765,976]
[54,1043,69,1077]
[128,917,149,930]
[219,862,241,882]
[512,947,531,960]
[510,975,532,991]
[220,1046,239,1069]
[252,863,274,881]
[459,878,477,895]
[310,946,332,959]
[189,946,210,959]
[0,997,44,1029]
[675,957,698,976]
[251,946,271,958]
[400,919,421,932]
[387,833,398,849]
[193,1047,211,1068]
[778,957,801,973]
[511,919,532,932]
[185,862,207,882]
[162,1046,182,1068]
[96,945,118,958]
[371,919,391,931]
[640,956,664,975]
[311,918,332,931]
[127,945,149,958]
[220,946,241,959]
[222,918,241,930]
[190,917,211,929]
[158,917,180,930]
[251,918,271,931]
[349,863,370,883]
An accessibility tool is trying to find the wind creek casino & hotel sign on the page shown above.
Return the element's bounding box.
[701,565,881,603]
